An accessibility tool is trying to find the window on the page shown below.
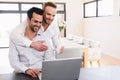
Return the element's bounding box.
[0,2,66,48]
[56,3,66,37]
[0,3,18,10]
[84,1,96,17]
[21,3,43,11]
[84,0,113,18]
[98,0,113,16]
[119,9,120,16]
[21,3,43,21]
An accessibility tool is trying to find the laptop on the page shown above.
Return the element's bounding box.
[40,58,82,80]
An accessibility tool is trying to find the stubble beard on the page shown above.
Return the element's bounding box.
[30,25,38,33]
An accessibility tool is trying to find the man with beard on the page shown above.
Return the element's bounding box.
[9,7,56,78]
[9,7,53,78]
[10,2,64,59]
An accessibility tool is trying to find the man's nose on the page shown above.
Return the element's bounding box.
[36,23,41,27]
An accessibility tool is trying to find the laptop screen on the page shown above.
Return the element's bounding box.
[40,58,82,80]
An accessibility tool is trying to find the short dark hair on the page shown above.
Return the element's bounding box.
[27,7,44,20]
[43,2,57,10]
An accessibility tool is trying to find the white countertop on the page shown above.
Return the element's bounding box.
[79,66,120,80]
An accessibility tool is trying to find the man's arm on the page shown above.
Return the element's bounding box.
[10,22,32,47]
[10,22,48,51]
[8,40,29,73]
[30,41,48,51]
[10,31,48,51]
[9,40,41,78]
[52,22,64,54]
[52,34,64,54]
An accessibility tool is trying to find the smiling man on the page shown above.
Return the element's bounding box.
[9,7,48,78]
[10,2,64,60]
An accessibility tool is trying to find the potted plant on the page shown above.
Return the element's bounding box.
[58,20,66,32]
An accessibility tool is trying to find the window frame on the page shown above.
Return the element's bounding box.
[84,1,97,18]
[56,3,66,37]
[83,0,113,18]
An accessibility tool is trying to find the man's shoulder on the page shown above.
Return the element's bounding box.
[12,21,27,32]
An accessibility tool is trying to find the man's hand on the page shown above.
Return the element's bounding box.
[25,68,41,78]
[59,46,64,54]
[30,40,48,51]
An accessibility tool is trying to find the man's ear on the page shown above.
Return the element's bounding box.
[27,17,31,24]
[27,17,30,22]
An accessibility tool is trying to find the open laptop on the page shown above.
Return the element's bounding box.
[40,58,82,80]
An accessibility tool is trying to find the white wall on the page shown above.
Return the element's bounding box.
[83,0,120,59]
[65,0,83,36]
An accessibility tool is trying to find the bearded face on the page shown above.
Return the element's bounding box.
[28,12,43,32]
[43,6,56,25]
